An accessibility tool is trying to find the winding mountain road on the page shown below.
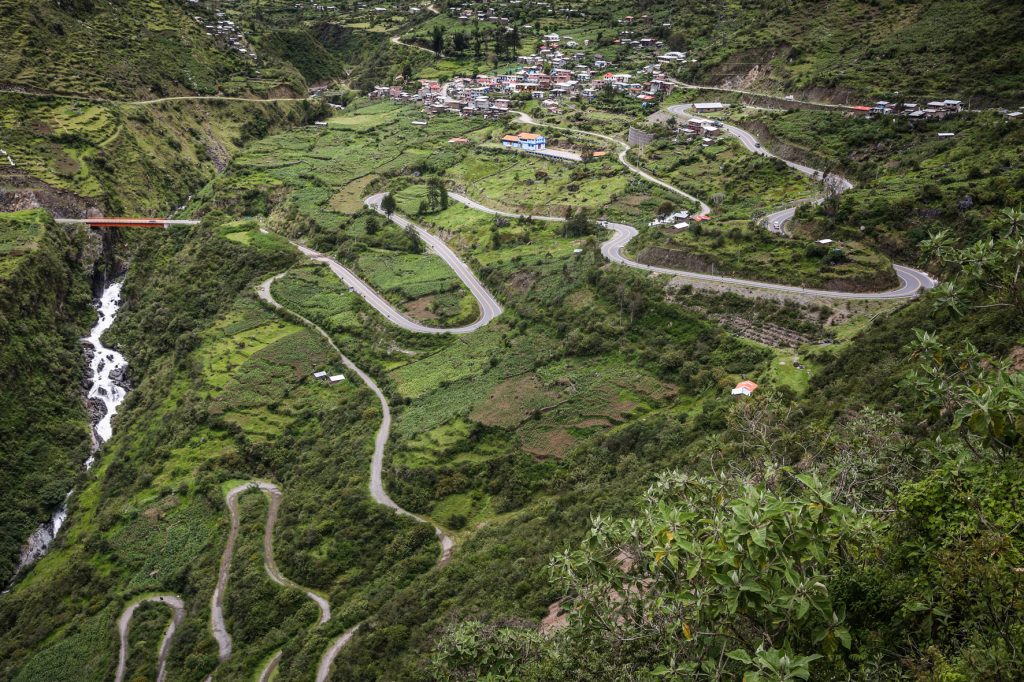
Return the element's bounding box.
[109,94,936,680]
[666,103,853,233]
[514,111,711,213]
[447,194,931,299]
[210,481,331,662]
[390,34,439,56]
[115,594,184,682]
[509,109,934,298]
[257,274,454,680]
[284,195,503,333]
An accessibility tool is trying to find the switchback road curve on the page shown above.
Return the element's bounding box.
[210,481,331,662]
[115,594,184,682]
[447,193,932,300]
[283,195,503,333]
[510,109,934,298]
[257,274,454,682]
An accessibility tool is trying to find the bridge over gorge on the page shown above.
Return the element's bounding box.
[54,217,201,228]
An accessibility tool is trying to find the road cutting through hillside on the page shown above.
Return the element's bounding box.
[284,197,504,333]
[210,481,331,662]
[110,95,935,681]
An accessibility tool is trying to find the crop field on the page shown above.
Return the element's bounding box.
[329,174,379,213]
[0,93,309,215]
[389,325,510,399]
[327,104,400,130]
[356,249,478,324]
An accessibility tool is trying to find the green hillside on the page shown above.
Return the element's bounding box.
[1,1,1023,681]
[679,0,1024,103]
[0,211,94,582]
[0,0,269,99]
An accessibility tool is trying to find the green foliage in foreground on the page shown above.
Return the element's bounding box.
[426,207,1024,681]
[435,469,859,681]
[0,211,93,582]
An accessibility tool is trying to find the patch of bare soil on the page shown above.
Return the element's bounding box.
[575,417,612,428]
[637,245,718,274]
[539,600,568,636]
[404,294,439,321]
[505,270,537,295]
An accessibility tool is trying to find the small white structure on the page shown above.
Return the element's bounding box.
[329,374,346,384]
[817,238,834,245]
[313,371,328,380]
[937,132,955,138]
[693,102,725,112]
[731,380,758,397]
[650,210,690,227]
[314,121,328,127]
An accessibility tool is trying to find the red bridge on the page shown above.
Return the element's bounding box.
[55,217,201,228]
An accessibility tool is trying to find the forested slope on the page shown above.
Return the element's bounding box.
[0,211,94,582]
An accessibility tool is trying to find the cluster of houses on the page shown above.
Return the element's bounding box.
[853,99,964,119]
[186,2,257,60]
[370,46,678,118]
[448,0,587,24]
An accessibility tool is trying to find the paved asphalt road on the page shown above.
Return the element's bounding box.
[510,109,933,299]
[447,194,934,300]
[287,195,503,334]
[667,104,853,234]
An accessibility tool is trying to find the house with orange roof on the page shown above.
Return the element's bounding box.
[731,380,758,396]
[501,132,547,151]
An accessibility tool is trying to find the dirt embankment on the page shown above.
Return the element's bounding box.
[736,119,844,178]
[696,47,862,106]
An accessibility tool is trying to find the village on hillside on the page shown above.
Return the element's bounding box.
[371,31,680,117]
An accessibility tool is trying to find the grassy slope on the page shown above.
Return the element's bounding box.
[0,93,322,215]
[742,109,1024,261]
[0,0,263,99]
[581,0,1024,103]
[0,219,439,681]
[0,211,93,582]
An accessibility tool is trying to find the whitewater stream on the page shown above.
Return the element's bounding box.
[11,280,129,578]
